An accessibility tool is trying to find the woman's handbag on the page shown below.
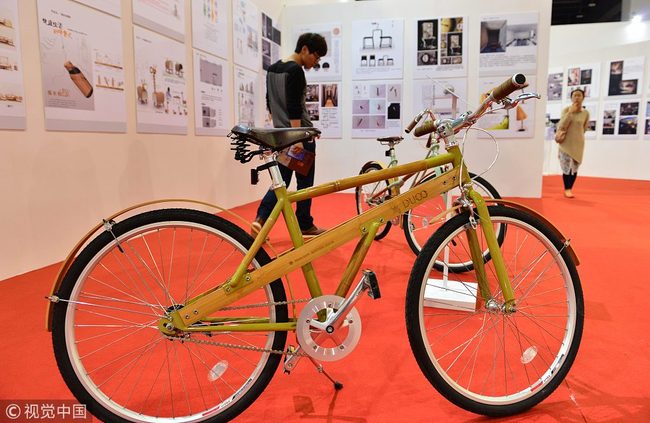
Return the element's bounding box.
[555,118,571,144]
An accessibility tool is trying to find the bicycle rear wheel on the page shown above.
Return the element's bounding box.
[355,161,392,240]
[405,205,583,416]
[52,208,288,423]
[403,172,503,262]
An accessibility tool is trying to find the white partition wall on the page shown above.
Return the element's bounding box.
[0,0,282,280]
[544,20,650,180]
[282,0,553,200]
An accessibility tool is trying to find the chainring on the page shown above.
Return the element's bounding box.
[296,295,362,362]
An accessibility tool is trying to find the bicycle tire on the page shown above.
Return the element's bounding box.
[52,208,288,423]
[403,172,504,266]
[355,161,392,240]
[405,205,583,416]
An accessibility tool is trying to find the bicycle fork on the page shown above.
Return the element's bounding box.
[467,190,516,313]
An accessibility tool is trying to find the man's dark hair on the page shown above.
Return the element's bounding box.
[294,33,328,57]
[571,88,585,96]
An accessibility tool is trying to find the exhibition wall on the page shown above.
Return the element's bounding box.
[544,19,650,179]
[1,0,552,281]
[0,0,283,281]
[281,0,552,201]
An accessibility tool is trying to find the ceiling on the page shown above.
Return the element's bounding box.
[551,0,622,25]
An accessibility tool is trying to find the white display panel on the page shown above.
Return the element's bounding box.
[233,0,260,72]
[191,0,230,60]
[606,56,645,97]
[479,12,538,75]
[351,19,404,80]
[412,78,467,121]
[294,22,342,82]
[602,100,640,138]
[306,81,341,138]
[476,75,537,138]
[234,65,258,127]
[413,16,467,78]
[193,50,232,136]
[565,63,600,100]
[261,12,281,71]
[547,68,563,101]
[351,80,402,138]
[72,0,121,16]
[0,0,25,129]
[134,26,188,134]
[37,0,126,132]
[133,0,185,42]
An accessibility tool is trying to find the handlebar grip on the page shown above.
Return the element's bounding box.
[490,74,527,101]
[413,120,437,137]
[404,117,418,133]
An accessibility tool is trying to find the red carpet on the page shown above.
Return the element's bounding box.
[1,175,649,422]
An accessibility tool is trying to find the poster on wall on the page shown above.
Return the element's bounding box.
[413,16,467,78]
[646,101,650,137]
[566,63,600,99]
[133,0,185,42]
[233,0,260,71]
[294,22,342,82]
[305,81,341,138]
[351,80,402,138]
[234,65,257,127]
[37,0,126,132]
[134,26,187,134]
[602,100,639,137]
[476,75,536,138]
[0,0,25,130]
[547,68,563,101]
[72,0,121,16]
[412,78,467,121]
[351,19,404,80]
[191,0,230,60]
[479,12,538,75]
[607,56,644,97]
[261,13,281,71]
[193,50,231,136]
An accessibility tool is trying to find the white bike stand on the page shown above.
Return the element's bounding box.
[424,278,477,312]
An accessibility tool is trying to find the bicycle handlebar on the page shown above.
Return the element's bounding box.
[411,73,530,138]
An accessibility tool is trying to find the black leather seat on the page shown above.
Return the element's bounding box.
[230,124,321,151]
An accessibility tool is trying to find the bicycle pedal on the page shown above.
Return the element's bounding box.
[362,270,381,300]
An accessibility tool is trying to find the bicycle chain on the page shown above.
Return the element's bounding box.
[164,298,311,357]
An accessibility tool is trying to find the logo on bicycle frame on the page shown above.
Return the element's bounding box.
[401,190,429,210]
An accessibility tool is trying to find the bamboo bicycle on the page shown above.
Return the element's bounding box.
[47,74,584,422]
[356,131,502,256]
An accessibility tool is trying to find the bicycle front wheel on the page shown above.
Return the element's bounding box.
[405,205,583,416]
[355,161,392,240]
[52,208,288,423]
[403,172,502,258]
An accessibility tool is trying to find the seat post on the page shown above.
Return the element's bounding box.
[263,151,285,189]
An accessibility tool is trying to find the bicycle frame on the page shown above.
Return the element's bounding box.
[161,143,515,334]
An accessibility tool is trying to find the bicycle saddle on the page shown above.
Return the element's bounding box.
[230,124,321,151]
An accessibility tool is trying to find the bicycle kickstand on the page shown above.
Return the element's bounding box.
[284,346,343,390]
[308,356,344,391]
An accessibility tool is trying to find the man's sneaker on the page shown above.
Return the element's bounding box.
[250,218,265,238]
[301,225,326,238]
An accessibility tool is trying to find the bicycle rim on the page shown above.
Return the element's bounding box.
[407,206,582,415]
[55,210,286,422]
